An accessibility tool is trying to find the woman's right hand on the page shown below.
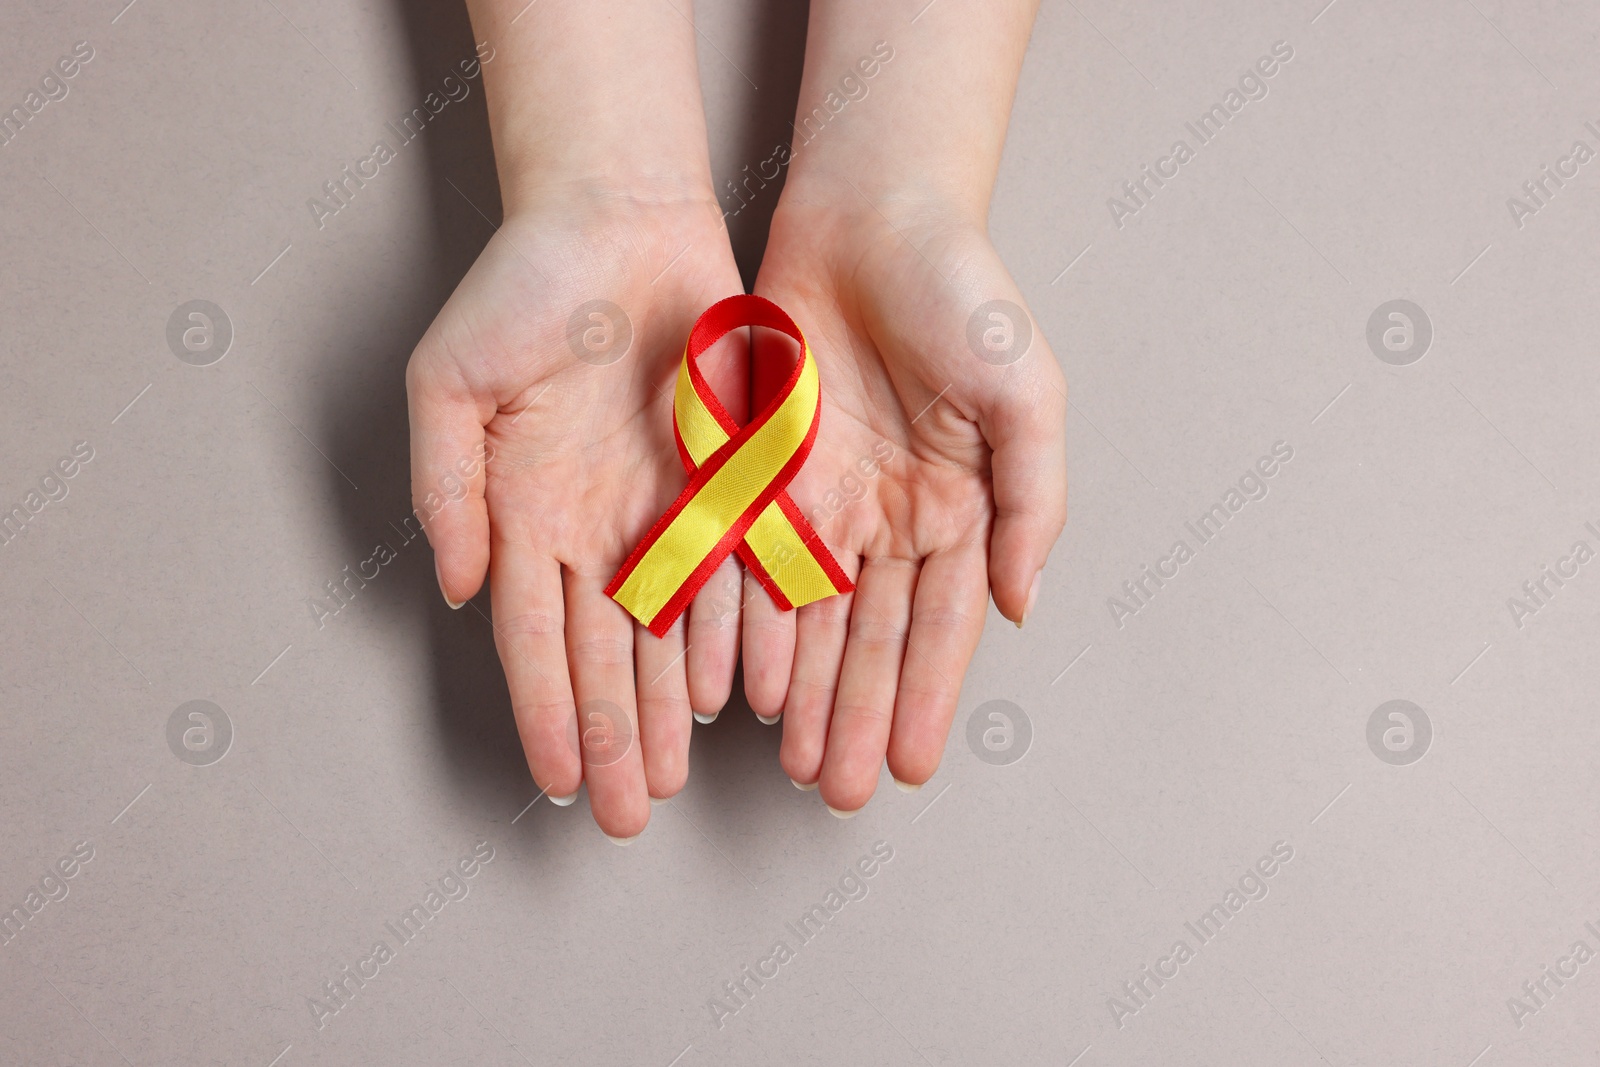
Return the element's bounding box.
[407,189,748,842]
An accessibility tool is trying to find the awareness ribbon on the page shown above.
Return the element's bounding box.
[606,295,853,637]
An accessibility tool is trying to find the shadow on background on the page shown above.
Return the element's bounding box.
[312,0,813,837]
[722,0,811,286]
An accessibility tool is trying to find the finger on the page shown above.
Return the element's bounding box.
[779,562,857,790]
[739,313,802,722]
[407,355,492,607]
[563,570,649,842]
[686,556,742,722]
[978,332,1068,626]
[741,570,796,723]
[634,614,692,801]
[818,557,918,815]
[886,542,988,789]
[489,540,580,802]
[678,307,750,722]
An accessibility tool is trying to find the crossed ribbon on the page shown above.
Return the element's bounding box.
[606,295,853,637]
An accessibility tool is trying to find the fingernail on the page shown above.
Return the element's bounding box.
[1019,569,1042,628]
[826,804,861,819]
[436,557,464,610]
[755,712,781,725]
[693,710,719,725]
[791,778,817,791]
[604,832,639,846]
[893,778,923,793]
[650,796,669,807]
[547,791,578,807]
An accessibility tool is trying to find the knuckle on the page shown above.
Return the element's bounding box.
[783,675,836,714]
[568,633,633,666]
[744,613,795,643]
[833,700,895,726]
[497,610,562,640]
[515,697,576,726]
[640,693,691,722]
[691,595,740,629]
[910,605,977,632]
[848,635,906,664]
[803,597,853,628]
[848,613,908,649]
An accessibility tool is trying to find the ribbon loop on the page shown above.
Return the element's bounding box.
[606,295,853,637]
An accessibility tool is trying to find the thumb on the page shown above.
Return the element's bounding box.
[406,357,492,608]
[975,331,1067,627]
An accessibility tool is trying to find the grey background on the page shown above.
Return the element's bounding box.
[2,0,1597,1064]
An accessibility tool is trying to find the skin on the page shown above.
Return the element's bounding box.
[741,0,1066,813]
[408,0,747,841]
[408,0,1066,837]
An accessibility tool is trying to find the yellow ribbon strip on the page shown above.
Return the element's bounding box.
[606,295,853,636]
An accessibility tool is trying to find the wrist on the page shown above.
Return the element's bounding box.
[484,86,717,219]
[772,0,1036,235]
[495,157,719,223]
[775,131,993,233]
[770,170,988,250]
[464,0,718,219]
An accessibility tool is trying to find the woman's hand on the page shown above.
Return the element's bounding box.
[405,0,750,842]
[744,195,1067,814]
[408,190,748,841]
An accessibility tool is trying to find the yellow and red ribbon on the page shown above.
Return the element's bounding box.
[607,295,853,637]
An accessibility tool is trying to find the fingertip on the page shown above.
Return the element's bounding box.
[687,559,742,718]
[429,502,491,607]
[636,616,693,805]
[689,674,733,720]
[597,806,650,841]
[885,741,942,791]
[1023,570,1042,626]
[818,775,876,815]
[746,677,786,721]
[527,725,584,800]
[778,701,826,783]
[987,537,1041,624]
[981,367,1066,624]
[985,524,1049,627]
[643,747,689,801]
[436,556,466,609]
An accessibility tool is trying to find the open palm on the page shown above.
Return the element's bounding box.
[743,202,1068,814]
[407,196,747,841]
